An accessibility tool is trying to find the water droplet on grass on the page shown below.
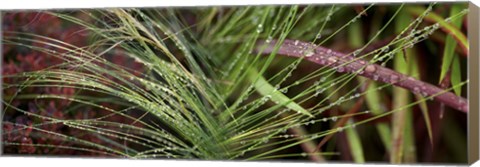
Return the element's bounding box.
[327,57,337,65]
[413,87,420,94]
[353,50,361,57]
[364,64,376,73]
[331,116,338,121]
[304,49,315,57]
[294,40,299,46]
[256,24,264,33]
[390,75,399,83]
[272,25,277,30]
[266,36,273,43]
[336,66,345,73]
[354,93,361,98]
[382,46,390,52]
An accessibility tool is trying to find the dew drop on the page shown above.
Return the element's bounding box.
[326,49,332,54]
[364,64,377,73]
[331,116,338,121]
[390,75,399,83]
[327,57,338,65]
[326,15,331,21]
[320,77,326,82]
[304,49,315,57]
[256,24,264,33]
[316,88,326,94]
[272,25,277,30]
[336,66,345,73]
[354,93,361,98]
[413,87,420,94]
[382,46,390,52]
[266,36,273,43]
[353,50,361,57]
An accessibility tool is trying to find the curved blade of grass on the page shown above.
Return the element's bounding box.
[411,54,433,145]
[345,119,365,163]
[439,3,466,83]
[391,10,412,163]
[451,56,462,96]
[360,79,392,152]
[402,107,416,162]
[404,45,421,164]
[248,69,313,117]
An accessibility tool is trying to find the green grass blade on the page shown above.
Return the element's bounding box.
[249,69,313,117]
[451,56,462,96]
[346,119,365,163]
[391,9,411,163]
[439,4,466,83]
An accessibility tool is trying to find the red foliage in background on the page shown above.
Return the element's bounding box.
[2,11,145,156]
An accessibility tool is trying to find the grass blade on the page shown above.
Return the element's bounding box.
[249,69,313,117]
[439,4,466,83]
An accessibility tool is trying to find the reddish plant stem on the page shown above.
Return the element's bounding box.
[255,39,468,113]
[287,127,325,162]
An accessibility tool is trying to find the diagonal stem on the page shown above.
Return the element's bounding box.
[254,39,468,113]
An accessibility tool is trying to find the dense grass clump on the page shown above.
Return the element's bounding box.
[2,3,469,163]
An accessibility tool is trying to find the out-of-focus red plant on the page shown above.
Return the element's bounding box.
[2,11,145,156]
